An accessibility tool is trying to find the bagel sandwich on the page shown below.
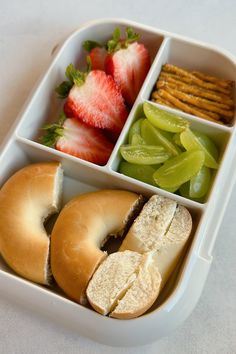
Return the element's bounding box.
[87,195,192,319]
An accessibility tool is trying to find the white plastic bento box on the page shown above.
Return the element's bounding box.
[1,18,236,346]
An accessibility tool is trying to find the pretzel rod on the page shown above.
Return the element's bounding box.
[151,91,177,109]
[156,78,234,106]
[151,97,174,108]
[159,72,231,96]
[163,86,234,119]
[162,64,232,95]
[157,89,222,121]
[192,71,233,88]
[152,90,220,119]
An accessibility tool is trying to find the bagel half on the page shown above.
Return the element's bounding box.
[86,250,162,319]
[0,162,63,285]
[120,195,192,287]
[50,190,144,305]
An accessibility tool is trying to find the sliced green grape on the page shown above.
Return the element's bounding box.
[173,133,183,147]
[161,185,181,193]
[143,101,189,133]
[119,161,156,185]
[120,145,170,165]
[128,118,145,144]
[180,129,219,169]
[131,133,145,145]
[153,150,205,188]
[189,166,211,198]
[193,131,219,160]
[179,181,205,203]
[179,182,190,198]
[141,119,180,156]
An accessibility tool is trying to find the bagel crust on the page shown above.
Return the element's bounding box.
[50,190,142,305]
[0,162,62,284]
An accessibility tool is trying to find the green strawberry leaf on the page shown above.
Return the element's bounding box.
[86,55,92,73]
[55,80,73,98]
[107,27,121,53]
[125,27,140,46]
[65,64,86,86]
[83,40,102,52]
[55,64,86,98]
[113,27,121,42]
[40,113,66,147]
[107,27,140,53]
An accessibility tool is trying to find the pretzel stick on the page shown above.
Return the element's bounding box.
[157,89,222,121]
[163,86,234,119]
[157,78,234,106]
[162,64,232,95]
[151,91,177,109]
[152,90,220,120]
[160,72,231,97]
[192,71,233,89]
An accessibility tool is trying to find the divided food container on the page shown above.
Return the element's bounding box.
[0,18,236,346]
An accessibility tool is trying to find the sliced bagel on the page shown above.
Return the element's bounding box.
[50,190,144,305]
[120,195,192,287]
[119,195,177,253]
[0,162,63,285]
[86,250,143,316]
[87,250,162,319]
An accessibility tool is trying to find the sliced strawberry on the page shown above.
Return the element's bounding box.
[63,68,129,133]
[41,115,114,165]
[105,28,151,106]
[83,40,107,71]
[89,47,107,71]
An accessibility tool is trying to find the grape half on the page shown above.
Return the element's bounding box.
[128,118,145,144]
[153,150,205,188]
[193,130,219,160]
[119,161,156,185]
[120,145,170,165]
[143,102,189,132]
[189,166,211,198]
[141,119,180,156]
[131,133,145,145]
[180,129,219,169]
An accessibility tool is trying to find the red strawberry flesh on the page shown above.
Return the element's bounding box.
[64,70,128,133]
[56,118,114,165]
[89,47,107,71]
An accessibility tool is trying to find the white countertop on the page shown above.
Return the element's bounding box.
[0,1,236,353]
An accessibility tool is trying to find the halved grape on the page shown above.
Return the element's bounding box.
[131,133,145,145]
[153,150,205,188]
[143,102,189,132]
[193,130,219,160]
[179,182,190,198]
[179,181,205,203]
[189,166,211,198]
[173,133,183,147]
[161,185,181,193]
[119,161,156,185]
[120,145,170,165]
[141,119,180,156]
[180,129,219,169]
[128,118,145,144]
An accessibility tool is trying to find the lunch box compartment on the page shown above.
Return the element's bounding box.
[140,37,236,126]
[16,23,164,145]
[109,98,231,203]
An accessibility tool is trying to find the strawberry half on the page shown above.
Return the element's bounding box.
[58,64,128,133]
[83,40,107,71]
[41,114,114,165]
[105,27,151,106]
